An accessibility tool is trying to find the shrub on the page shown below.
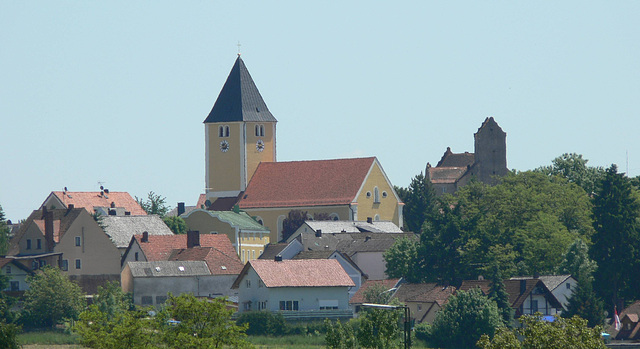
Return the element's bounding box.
[236,311,287,336]
[0,321,20,349]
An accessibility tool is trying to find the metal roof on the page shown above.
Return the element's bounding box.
[127,260,211,277]
[204,56,277,123]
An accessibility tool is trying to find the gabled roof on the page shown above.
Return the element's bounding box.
[101,215,174,249]
[8,208,86,255]
[393,283,455,306]
[0,257,35,274]
[238,157,377,209]
[510,275,573,292]
[44,191,147,216]
[436,147,475,168]
[301,221,403,234]
[204,56,277,123]
[126,260,211,277]
[350,278,402,304]
[459,279,563,311]
[168,246,244,275]
[233,259,355,289]
[427,167,468,184]
[133,234,238,262]
[258,243,289,260]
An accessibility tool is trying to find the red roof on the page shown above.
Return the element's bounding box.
[350,278,401,304]
[243,259,355,288]
[169,247,244,275]
[238,158,376,209]
[135,234,238,262]
[50,191,147,216]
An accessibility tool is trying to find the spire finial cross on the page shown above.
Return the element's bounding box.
[237,41,241,56]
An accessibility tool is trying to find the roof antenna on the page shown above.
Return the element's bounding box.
[237,41,241,56]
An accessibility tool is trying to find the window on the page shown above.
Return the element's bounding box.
[75,236,81,247]
[330,213,339,221]
[566,283,571,289]
[61,260,68,271]
[75,259,81,269]
[5,266,10,274]
[417,304,422,311]
[319,300,339,310]
[258,301,267,310]
[141,296,153,305]
[366,191,371,198]
[225,125,230,137]
[531,300,538,313]
[259,280,265,288]
[374,187,380,203]
[10,281,19,291]
[374,214,380,221]
[37,239,42,249]
[279,300,299,311]
[39,260,46,268]
[252,250,255,260]
[134,252,139,261]
[382,191,388,198]
[156,296,167,305]
[244,302,252,311]
[219,125,230,137]
[31,261,37,270]
[26,239,31,250]
[246,279,251,288]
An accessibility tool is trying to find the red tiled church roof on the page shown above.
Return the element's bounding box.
[50,191,147,216]
[135,234,238,262]
[239,259,355,288]
[238,157,376,209]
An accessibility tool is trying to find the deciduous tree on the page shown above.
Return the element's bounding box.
[163,216,188,235]
[397,172,436,233]
[136,191,170,217]
[384,237,419,282]
[535,153,605,195]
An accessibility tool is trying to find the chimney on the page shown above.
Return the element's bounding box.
[177,202,185,216]
[125,211,131,216]
[187,230,200,248]
[367,217,373,224]
[141,231,149,243]
[44,208,54,252]
[108,209,116,216]
[315,229,322,237]
[110,202,116,208]
[274,255,283,262]
[68,204,75,209]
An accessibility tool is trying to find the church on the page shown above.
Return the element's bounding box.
[201,56,404,242]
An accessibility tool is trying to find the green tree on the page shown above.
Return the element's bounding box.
[562,276,605,328]
[488,266,514,327]
[22,266,85,328]
[590,165,640,306]
[384,237,419,282]
[94,281,134,320]
[163,216,188,235]
[535,153,605,195]
[398,172,436,233]
[356,285,402,349]
[281,209,307,242]
[0,321,21,349]
[0,204,11,255]
[136,191,170,217]
[75,306,155,349]
[325,318,358,349]
[155,293,251,349]
[430,288,504,349]
[478,314,606,349]
[556,238,597,282]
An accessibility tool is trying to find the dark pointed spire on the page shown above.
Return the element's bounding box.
[204,56,277,123]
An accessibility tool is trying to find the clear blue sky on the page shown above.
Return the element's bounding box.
[2,1,639,222]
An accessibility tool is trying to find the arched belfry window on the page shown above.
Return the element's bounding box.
[255,124,265,137]
[219,126,224,137]
[225,126,230,137]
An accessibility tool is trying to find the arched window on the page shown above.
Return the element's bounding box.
[277,215,286,242]
[255,216,264,226]
[374,214,380,221]
[259,125,264,136]
[255,125,260,136]
[329,213,339,221]
[224,126,230,137]
[374,187,380,203]
[219,126,224,137]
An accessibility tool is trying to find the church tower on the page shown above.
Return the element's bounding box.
[204,56,277,203]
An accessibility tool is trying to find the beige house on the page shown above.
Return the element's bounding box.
[8,207,121,293]
[182,209,270,263]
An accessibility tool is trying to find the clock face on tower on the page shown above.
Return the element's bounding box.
[220,140,229,152]
[256,139,265,152]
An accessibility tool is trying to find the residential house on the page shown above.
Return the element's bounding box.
[41,190,146,216]
[426,117,509,195]
[121,231,240,266]
[611,301,640,340]
[201,57,404,243]
[0,257,34,296]
[232,259,355,320]
[510,275,576,311]
[8,207,121,293]
[459,278,563,318]
[286,220,403,244]
[121,231,244,305]
[349,278,403,314]
[391,283,456,324]
[182,209,270,262]
[122,261,217,307]
[100,215,174,257]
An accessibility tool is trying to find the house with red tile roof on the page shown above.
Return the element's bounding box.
[200,57,404,243]
[8,207,121,294]
[610,301,640,340]
[41,190,146,216]
[426,117,509,195]
[232,259,354,319]
[459,278,563,319]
